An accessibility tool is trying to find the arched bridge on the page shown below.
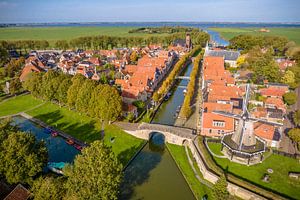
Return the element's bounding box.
[115,122,197,145]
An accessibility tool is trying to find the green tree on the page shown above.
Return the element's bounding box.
[56,76,72,106]
[23,72,43,97]
[130,51,138,63]
[293,110,300,127]
[0,45,9,67]
[9,78,22,95]
[212,174,229,200]
[281,70,295,85]
[55,40,69,50]
[288,128,300,144]
[0,132,47,184]
[283,92,297,105]
[64,141,123,200]
[31,176,66,200]
[67,74,86,109]
[75,79,96,114]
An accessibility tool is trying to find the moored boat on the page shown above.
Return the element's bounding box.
[66,139,74,145]
[51,132,58,137]
[47,162,65,175]
[74,144,82,151]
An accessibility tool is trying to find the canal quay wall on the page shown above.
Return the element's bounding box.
[189,138,269,200]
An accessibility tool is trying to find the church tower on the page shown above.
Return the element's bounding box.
[185,33,192,51]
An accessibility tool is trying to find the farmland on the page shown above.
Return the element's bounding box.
[209,27,300,44]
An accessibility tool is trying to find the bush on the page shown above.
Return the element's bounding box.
[283,92,297,105]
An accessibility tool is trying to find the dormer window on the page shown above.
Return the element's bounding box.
[213,120,225,127]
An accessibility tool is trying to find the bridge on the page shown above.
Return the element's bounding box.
[175,76,190,80]
[115,122,197,145]
[177,85,187,89]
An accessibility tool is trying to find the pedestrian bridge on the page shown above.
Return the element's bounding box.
[175,76,190,80]
[115,122,196,145]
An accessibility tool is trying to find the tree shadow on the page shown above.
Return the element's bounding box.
[119,144,162,200]
[32,110,101,143]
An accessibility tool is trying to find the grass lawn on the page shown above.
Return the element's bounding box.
[207,142,224,156]
[209,27,300,44]
[25,100,144,165]
[210,143,300,199]
[0,26,168,46]
[167,143,212,200]
[0,94,43,117]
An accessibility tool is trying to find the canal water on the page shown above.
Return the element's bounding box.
[11,115,79,163]
[205,29,229,46]
[152,62,194,125]
[120,62,196,199]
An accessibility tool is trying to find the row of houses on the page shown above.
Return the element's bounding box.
[200,52,288,148]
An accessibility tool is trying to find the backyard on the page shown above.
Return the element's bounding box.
[209,27,300,44]
[0,94,144,165]
[207,142,300,199]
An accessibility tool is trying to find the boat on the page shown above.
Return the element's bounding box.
[66,139,75,145]
[51,132,58,137]
[164,92,172,101]
[176,106,181,113]
[47,162,65,175]
[183,89,187,94]
[74,144,83,151]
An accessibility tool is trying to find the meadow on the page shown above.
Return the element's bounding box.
[0,26,168,45]
[209,27,300,44]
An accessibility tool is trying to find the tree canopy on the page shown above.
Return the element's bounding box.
[64,141,123,200]
[212,174,229,200]
[283,92,297,105]
[0,121,47,185]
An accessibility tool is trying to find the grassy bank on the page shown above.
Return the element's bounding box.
[209,27,300,44]
[167,143,212,200]
[209,143,300,199]
[0,94,43,117]
[0,26,168,45]
[0,94,144,165]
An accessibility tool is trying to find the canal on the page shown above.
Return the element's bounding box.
[120,62,196,199]
[11,116,79,164]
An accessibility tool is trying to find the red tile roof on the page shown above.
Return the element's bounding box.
[254,123,275,140]
[202,113,234,131]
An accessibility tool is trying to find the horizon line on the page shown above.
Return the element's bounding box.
[1,21,300,25]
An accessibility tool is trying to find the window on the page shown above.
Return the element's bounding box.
[213,120,225,127]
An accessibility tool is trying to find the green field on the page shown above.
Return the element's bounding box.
[207,142,300,199]
[167,144,212,199]
[0,94,144,165]
[209,27,300,44]
[0,26,167,44]
[0,94,43,116]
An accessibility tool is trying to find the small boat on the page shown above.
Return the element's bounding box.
[47,162,65,175]
[183,89,187,94]
[74,144,83,151]
[66,139,75,145]
[51,132,58,137]
[176,106,181,113]
[164,92,172,101]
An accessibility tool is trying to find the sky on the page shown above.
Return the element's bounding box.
[0,0,299,23]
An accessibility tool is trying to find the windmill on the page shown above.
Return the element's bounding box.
[213,84,283,162]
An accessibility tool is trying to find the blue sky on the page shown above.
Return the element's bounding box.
[0,0,299,23]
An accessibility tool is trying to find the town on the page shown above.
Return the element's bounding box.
[0,2,300,200]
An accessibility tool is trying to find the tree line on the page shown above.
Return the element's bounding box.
[23,71,122,123]
[153,46,202,102]
[180,49,204,118]
[128,26,200,34]
[0,119,123,200]
[229,34,289,55]
[0,31,209,52]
